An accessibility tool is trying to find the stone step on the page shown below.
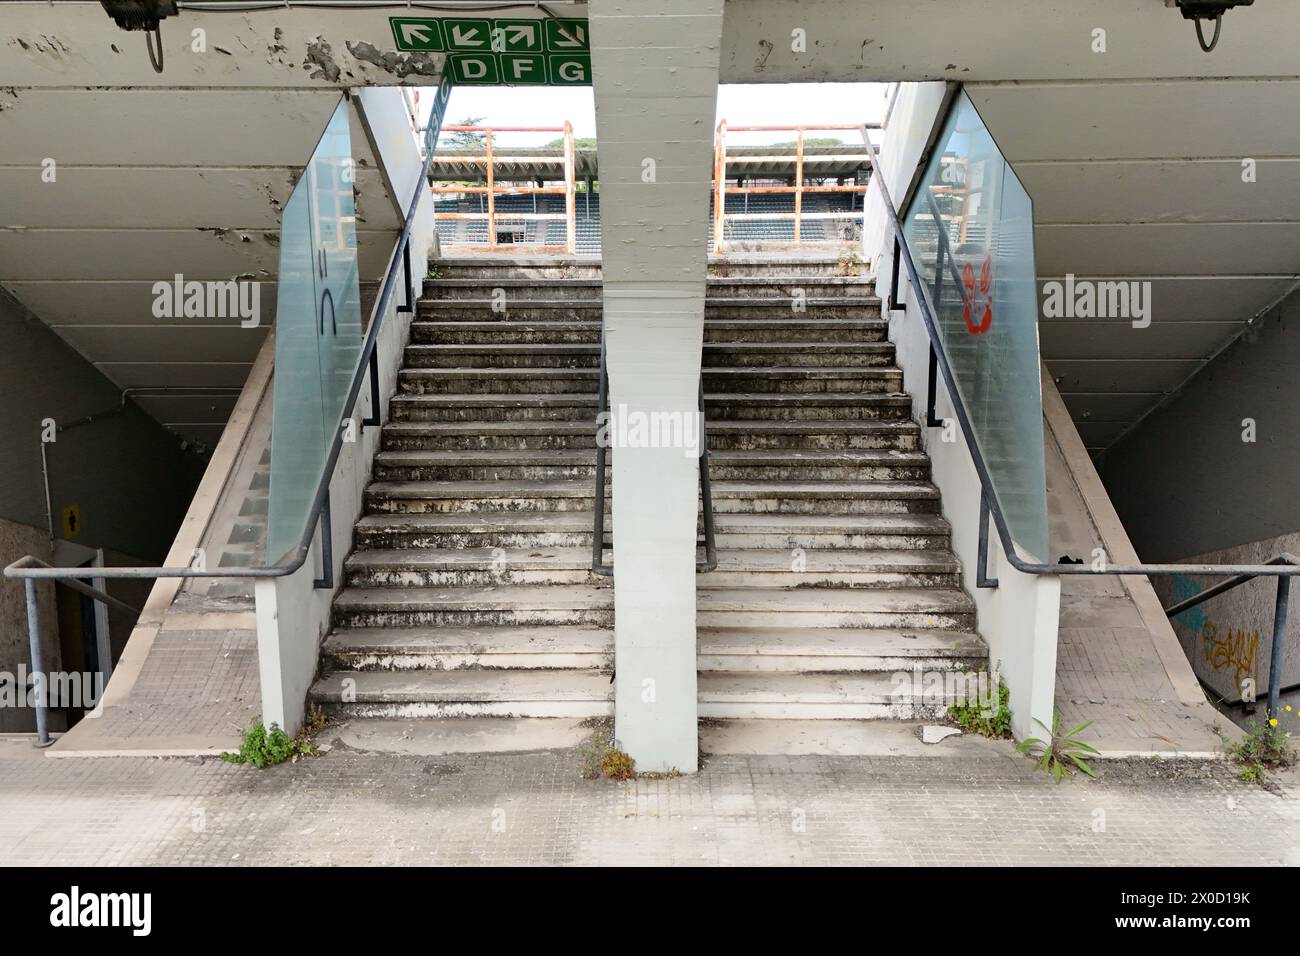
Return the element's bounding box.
[704,392,912,421]
[320,717,597,756]
[380,419,920,452]
[422,276,876,302]
[703,319,888,343]
[387,392,916,424]
[373,449,604,481]
[343,545,960,589]
[404,343,601,369]
[321,624,613,671]
[332,583,613,629]
[390,393,599,423]
[697,672,953,720]
[696,626,987,672]
[428,256,865,280]
[702,343,896,368]
[399,367,599,395]
[355,511,604,550]
[382,420,597,450]
[699,547,960,587]
[371,448,929,482]
[398,367,900,397]
[345,547,599,587]
[408,319,891,347]
[696,586,975,630]
[699,718,1003,757]
[709,512,950,550]
[411,321,601,345]
[702,367,903,394]
[416,303,883,325]
[705,449,930,482]
[309,669,613,719]
[364,479,939,516]
[707,420,920,451]
[429,258,603,280]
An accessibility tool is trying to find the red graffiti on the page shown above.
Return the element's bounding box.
[963,255,994,334]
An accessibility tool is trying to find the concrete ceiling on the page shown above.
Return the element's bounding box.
[966,79,1300,452]
[0,3,436,447]
[3,0,1299,453]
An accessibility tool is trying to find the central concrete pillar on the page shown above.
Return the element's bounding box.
[590,0,724,773]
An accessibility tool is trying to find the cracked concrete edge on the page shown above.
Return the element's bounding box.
[49,333,275,757]
[1040,363,1215,712]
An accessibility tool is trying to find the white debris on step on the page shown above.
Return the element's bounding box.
[921,725,961,745]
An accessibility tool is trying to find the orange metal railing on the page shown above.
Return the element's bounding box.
[431,123,577,254]
[712,122,881,253]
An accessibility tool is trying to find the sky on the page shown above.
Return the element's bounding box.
[413,82,890,147]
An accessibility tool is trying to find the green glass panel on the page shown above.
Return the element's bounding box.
[902,92,1048,561]
[267,99,363,564]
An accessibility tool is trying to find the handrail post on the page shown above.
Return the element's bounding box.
[793,126,804,243]
[313,491,333,590]
[592,327,611,575]
[697,375,717,572]
[976,492,999,589]
[712,120,727,254]
[485,128,496,250]
[563,120,577,255]
[24,579,52,747]
[1269,575,1290,721]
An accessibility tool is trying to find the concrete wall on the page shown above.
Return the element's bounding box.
[0,517,58,732]
[867,82,1060,740]
[1101,285,1300,562]
[256,89,433,735]
[0,287,205,562]
[1102,283,1300,721]
[590,0,724,773]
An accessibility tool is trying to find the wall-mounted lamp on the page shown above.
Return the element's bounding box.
[1172,0,1255,53]
[99,1,179,73]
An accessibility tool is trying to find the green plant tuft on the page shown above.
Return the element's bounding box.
[223,709,325,769]
[579,729,637,781]
[948,679,1012,739]
[1225,720,1295,783]
[1017,710,1099,783]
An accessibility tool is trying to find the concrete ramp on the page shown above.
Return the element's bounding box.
[1042,365,1226,756]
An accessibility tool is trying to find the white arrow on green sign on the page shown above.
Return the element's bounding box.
[391,15,592,85]
[389,17,444,52]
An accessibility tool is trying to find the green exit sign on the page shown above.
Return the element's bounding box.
[389,15,591,86]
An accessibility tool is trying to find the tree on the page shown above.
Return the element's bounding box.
[544,136,598,149]
[444,115,487,149]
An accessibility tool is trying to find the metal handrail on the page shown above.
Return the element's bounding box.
[859,107,1300,721]
[432,122,577,254]
[1162,554,1297,718]
[4,117,442,745]
[590,323,717,576]
[712,122,883,253]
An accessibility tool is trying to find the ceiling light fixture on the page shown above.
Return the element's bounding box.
[1173,0,1255,53]
[99,1,179,73]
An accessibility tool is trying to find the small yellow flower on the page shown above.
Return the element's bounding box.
[1269,718,1279,727]
[1287,705,1294,712]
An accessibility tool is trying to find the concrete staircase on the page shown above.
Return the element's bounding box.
[309,256,989,751]
[693,259,988,731]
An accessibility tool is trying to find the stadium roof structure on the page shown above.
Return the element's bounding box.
[427,144,871,183]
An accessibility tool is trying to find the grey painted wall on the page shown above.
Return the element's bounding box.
[0,287,206,563]
[1100,284,1300,562]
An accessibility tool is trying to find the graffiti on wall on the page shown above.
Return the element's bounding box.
[1170,574,1259,697]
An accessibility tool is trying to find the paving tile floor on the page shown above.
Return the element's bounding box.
[3,737,1296,866]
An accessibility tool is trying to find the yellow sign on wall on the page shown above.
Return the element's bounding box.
[61,503,81,539]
